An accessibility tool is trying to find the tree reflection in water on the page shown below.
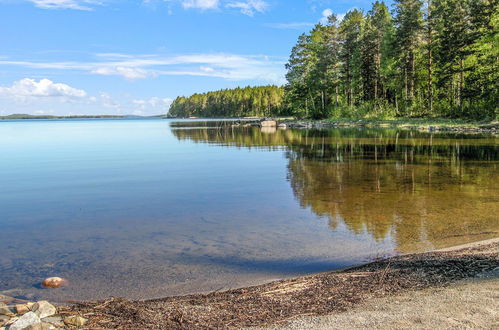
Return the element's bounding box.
[172,126,499,252]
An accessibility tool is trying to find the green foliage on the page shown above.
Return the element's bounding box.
[167,85,285,118]
[283,0,498,120]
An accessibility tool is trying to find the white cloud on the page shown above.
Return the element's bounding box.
[0,78,87,102]
[181,0,219,10]
[91,66,156,80]
[132,97,172,115]
[28,0,103,10]
[320,8,333,24]
[226,0,268,16]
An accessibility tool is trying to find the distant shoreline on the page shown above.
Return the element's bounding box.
[0,114,164,120]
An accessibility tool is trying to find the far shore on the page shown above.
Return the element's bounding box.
[57,237,498,329]
[3,114,498,135]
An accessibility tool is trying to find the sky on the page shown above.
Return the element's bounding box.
[0,0,393,116]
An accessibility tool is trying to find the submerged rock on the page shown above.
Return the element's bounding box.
[32,301,57,319]
[9,312,41,330]
[41,277,67,289]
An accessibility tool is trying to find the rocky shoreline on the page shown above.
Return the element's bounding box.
[231,119,499,135]
[0,298,86,329]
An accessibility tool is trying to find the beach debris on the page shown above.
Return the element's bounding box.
[9,311,41,330]
[32,301,57,319]
[0,303,13,317]
[64,315,88,327]
[41,277,67,289]
[15,304,29,315]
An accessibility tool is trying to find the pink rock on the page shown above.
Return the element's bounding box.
[41,277,68,289]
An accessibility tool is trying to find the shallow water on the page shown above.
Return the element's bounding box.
[0,119,497,301]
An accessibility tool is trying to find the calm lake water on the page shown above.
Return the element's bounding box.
[0,119,498,301]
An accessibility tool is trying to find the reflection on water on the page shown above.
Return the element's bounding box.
[173,127,499,252]
[0,119,497,301]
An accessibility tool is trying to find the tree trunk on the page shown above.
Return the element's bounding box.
[427,0,433,113]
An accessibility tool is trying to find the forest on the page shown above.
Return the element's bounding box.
[167,85,284,118]
[168,0,497,120]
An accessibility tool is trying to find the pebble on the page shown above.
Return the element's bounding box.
[0,303,13,317]
[64,315,88,327]
[32,301,57,319]
[25,322,55,330]
[15,304,30,315]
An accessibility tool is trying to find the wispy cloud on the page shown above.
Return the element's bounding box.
[27,0,103,10]
[225,0,268,16]
[264,22,315,30]
[0,52,287,84]
[145,0,268,15]
[181,0,219,10]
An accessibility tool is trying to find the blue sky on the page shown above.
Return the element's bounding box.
[0,0,393,116]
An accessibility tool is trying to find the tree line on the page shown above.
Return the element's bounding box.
[168,0,497,120]
[285,0,498,119]
[167,85,284,118]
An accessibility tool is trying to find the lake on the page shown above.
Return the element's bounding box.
[0,119,498,301]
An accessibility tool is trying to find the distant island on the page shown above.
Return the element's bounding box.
[0,114,161,120]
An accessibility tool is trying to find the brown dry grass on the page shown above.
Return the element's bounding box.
[61,241,499,329]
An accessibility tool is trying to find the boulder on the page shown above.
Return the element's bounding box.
[32,301,57,319]
[278,123,287,129]
[41,277,67,289]
[9,312,41,330]
[261,120,277,127]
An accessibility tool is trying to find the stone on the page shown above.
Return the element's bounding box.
[0,302,13,316]
[32,301,57,319]
[41,316,64,327]
[278,123,287,129]
[41,277,67,289]
[0,315,10,327]
[9,312,41,330]
[64,315,87,327]
[16,304,30,315]
[25,322,54,330]
[261,120,277,127]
